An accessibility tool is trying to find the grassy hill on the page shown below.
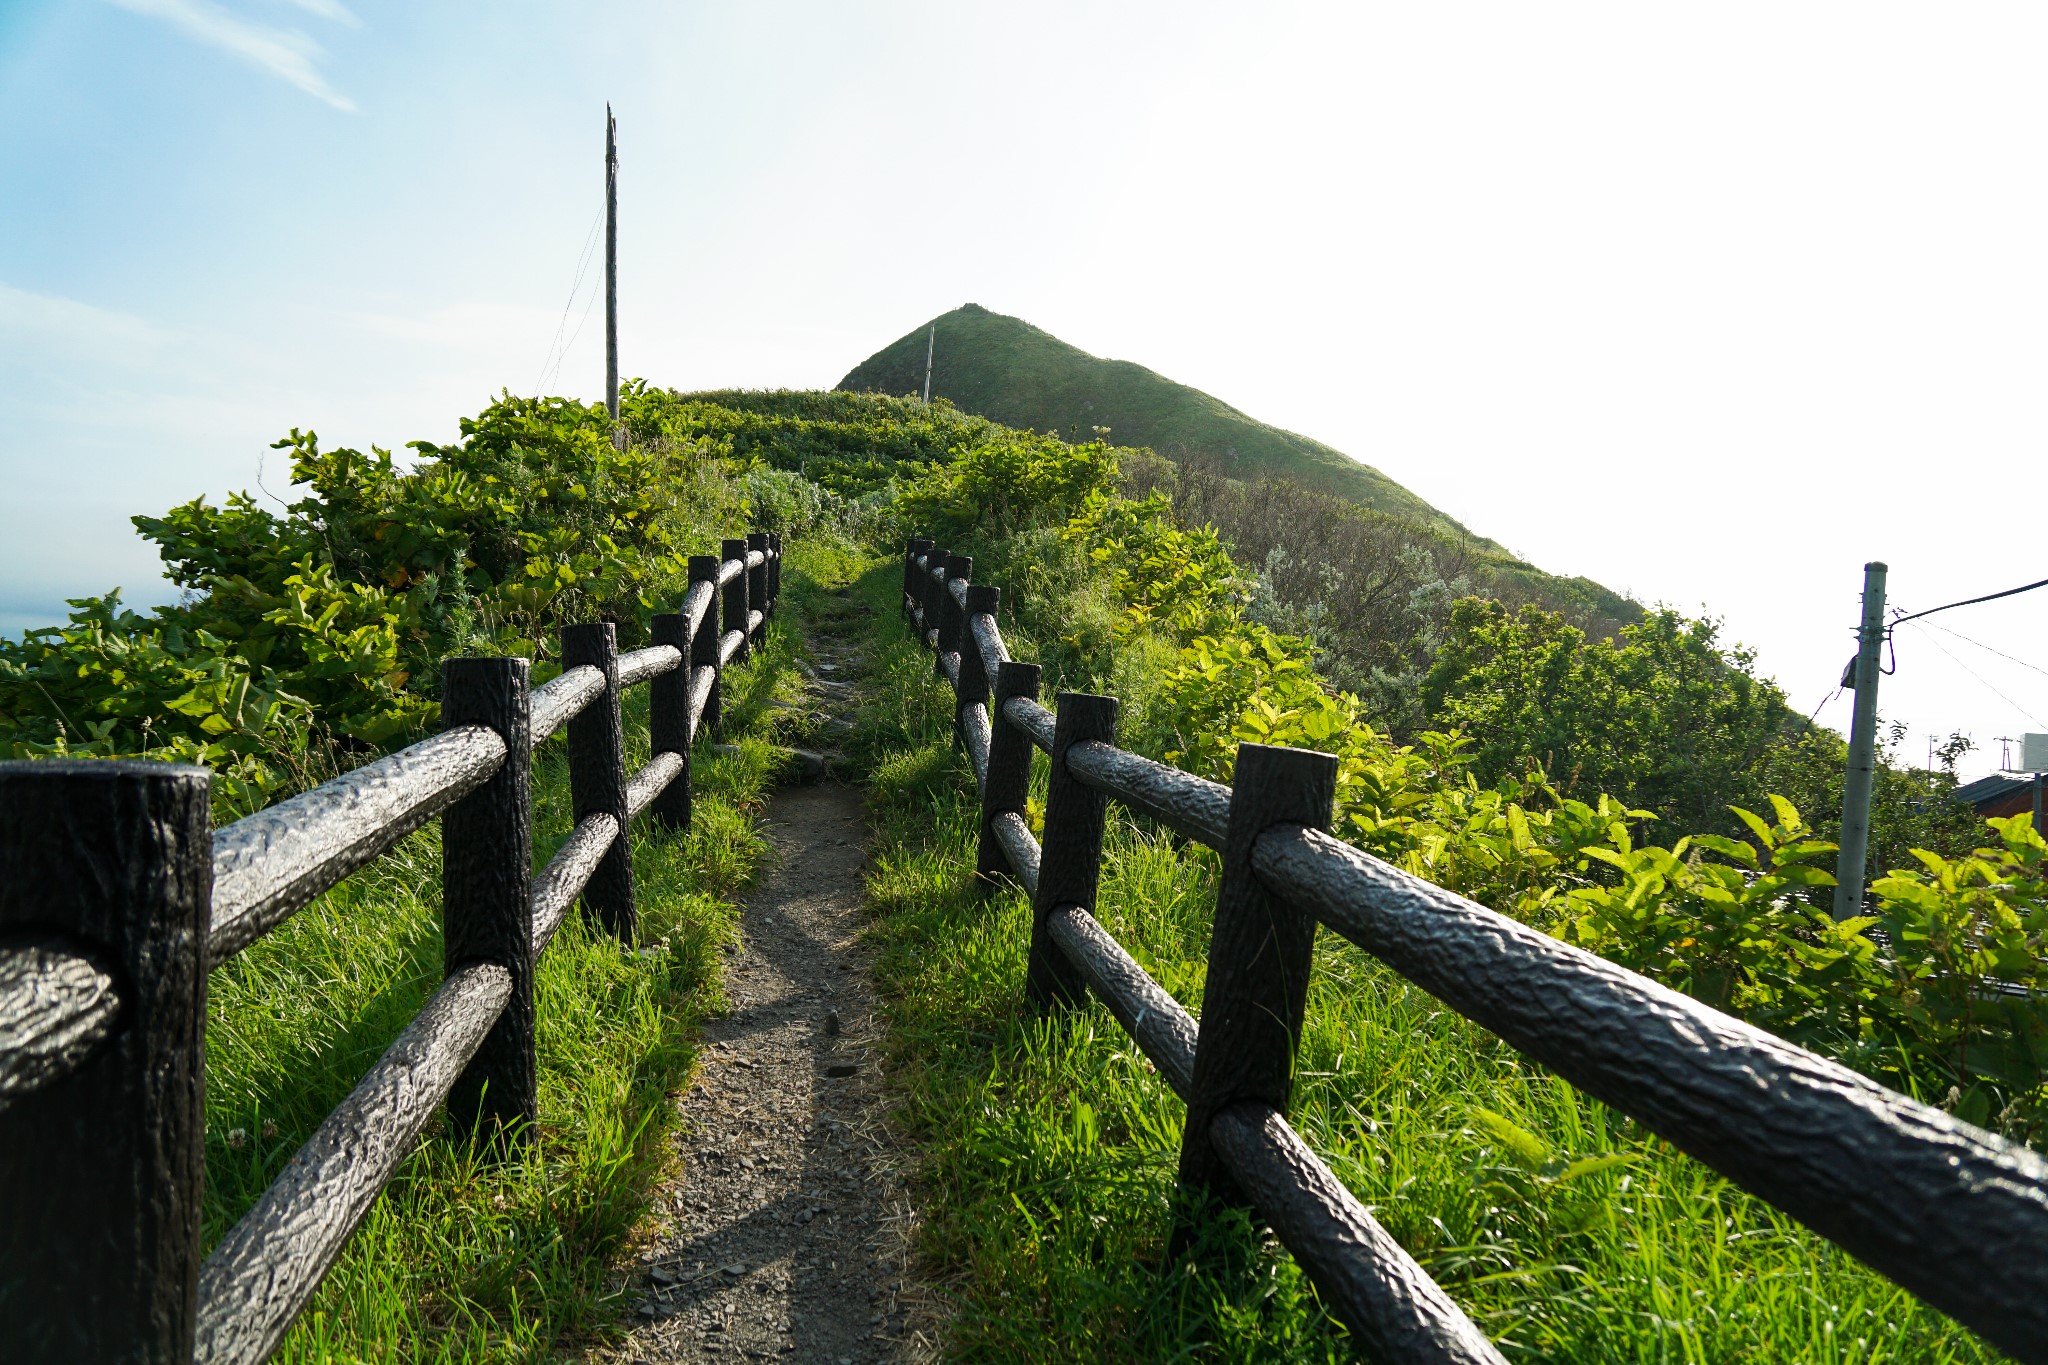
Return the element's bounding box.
[836,303,1636,631]
[838,302,1484,539]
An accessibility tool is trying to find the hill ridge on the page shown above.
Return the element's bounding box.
[837,302,1494,546]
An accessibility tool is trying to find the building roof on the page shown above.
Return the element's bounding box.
[1956,774,2032,808]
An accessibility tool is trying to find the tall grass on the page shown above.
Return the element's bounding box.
[197,545,838,1363]
[847,558,2003,1364]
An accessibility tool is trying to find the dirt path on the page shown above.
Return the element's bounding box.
[597,607,929,1364]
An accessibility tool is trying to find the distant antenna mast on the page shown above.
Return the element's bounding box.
[922,324,935,403]
[605,104,621,441]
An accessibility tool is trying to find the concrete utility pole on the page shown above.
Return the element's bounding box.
[922,325,935,404]
[1833,561,1888,920]
[605,104,620,436]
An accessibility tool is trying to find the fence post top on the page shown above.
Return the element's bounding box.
[688,554,718,576]
[946,552,973,577]
[966,583,1000,612]
[1228,742,1339,829]
[1053,691,1119,734]
[994,659,1040,697]
[0,757,212,785]
[561,620,617,646]
[1055,689,1117,709]
[1232,741,1338,776]
[747,530,768,548]
[443,654,530,678]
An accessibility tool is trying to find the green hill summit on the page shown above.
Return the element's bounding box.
[837,302,1479,539]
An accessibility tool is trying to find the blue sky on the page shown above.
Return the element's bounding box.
[4,1,2048,775]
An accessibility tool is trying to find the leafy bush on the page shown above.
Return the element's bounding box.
[0,591,311,814]
[2,390,755,808]
[989,479,2048,1146]
[1868,817,2048,1135]
[898,432,1119,537]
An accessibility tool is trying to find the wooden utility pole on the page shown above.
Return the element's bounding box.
[605,104,620,441]
[923,324,935,403]
[1833,561,1888,920]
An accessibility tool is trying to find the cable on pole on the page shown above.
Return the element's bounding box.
[1889,575,2048,629]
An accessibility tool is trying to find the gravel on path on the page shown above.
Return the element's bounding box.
[595,610,932,1365]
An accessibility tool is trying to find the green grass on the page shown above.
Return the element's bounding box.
[842,555,2006,1364]
[198,541,848,1363]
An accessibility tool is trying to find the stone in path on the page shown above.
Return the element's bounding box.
[592,776,930,1364]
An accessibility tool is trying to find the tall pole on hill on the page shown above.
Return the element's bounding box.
[605,104,620,440]
[1832,561,1888,920]
[923,324,935,403]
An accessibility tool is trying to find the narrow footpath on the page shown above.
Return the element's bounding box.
[597,599,930,1364]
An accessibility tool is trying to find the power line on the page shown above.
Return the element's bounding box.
[1890,574,2048,628]
[538,207,603,395]
[1925,621,2048,683]
[550,271,604,398]
[1900,621,2048,729]
[535,201,605,396]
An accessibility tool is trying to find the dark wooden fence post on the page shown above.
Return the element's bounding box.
[690,554,722,741]
[977,658,1041,889]
[563,621,636,942]
[1027,692,1118,1009]
[904,537,932,625]
[1178,741,1338,1202]
[941,551,972,662]
[931,553,959,680]
[649,609,691,832]
[919,546,946,646]
[0,759,210,1364]
[959,583,996,721]
[440,657,537,1148]
[901,538,920,622]
[722,537,750,665]
[746,531,769,646]
[767,532,781,615]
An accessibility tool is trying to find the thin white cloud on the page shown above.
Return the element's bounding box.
[105,0,356,111]
[0,280,168,363]
[268,0,360,29]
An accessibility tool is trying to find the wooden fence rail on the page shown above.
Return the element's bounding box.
[900,537,2048,1365]
[0,532,783,1365]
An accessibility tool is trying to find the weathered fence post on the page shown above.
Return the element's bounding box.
[1027,692,1118,1009]
[563,621,636,942]
[440,657,537,1147]
[908,543,930,640]
[768,532,782,612]
[930,553,956,679]
[977,658,1041,890]
[649,610,691,832]
[722,537,751,665]
[919,546,946,646]
[0,759,211,1363]
[958,582,996,738]
[1178,741,1338,1202]
[938,553,971,688]
[902,538,927,622]
[690,554,722,741]
[747,531,770,646]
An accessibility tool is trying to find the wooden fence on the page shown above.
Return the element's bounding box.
[901,536,2048,1365]
[0,532,783,1365]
